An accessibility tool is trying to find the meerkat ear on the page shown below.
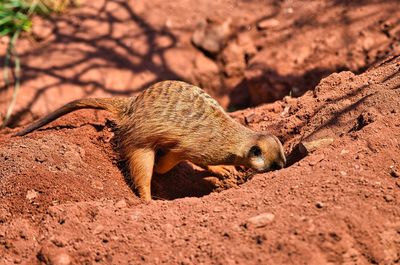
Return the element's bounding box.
[248,145,262,157]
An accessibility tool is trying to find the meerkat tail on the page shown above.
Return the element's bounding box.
[15,98,130,136]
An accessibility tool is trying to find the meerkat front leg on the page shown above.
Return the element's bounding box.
[206,165,239,179]
[126,147,155,201]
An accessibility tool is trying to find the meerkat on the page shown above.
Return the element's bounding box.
[16,80,286,201]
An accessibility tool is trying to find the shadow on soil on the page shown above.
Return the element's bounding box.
[284,55,400,166]
[1,0,184,127]
[227,0,398,109]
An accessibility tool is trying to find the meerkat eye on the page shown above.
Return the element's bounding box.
[249,145,262,157]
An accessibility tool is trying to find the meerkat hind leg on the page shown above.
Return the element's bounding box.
[154,151,183,174]
[126,147,155,201]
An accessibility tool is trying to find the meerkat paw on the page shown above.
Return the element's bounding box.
[206,165,238,179]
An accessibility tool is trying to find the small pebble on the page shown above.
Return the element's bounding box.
[244,113,261,124]
[26,190,38,200]
[257,18,280,30]
[52,252,71,265]
[93,225,105,235]
[246,213,275,228]
[115,199,127,209]
[91,180,104,190]
[384,195,394,202]
[315,202,324,209]
[340,149,350,155]
[213,207,223,212]
[39,247,71,265]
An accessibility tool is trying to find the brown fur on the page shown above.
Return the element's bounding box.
[16,80,286,200]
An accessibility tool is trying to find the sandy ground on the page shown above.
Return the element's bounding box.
[0,0,400,264]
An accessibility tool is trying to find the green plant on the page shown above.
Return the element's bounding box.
[0,0,51,128]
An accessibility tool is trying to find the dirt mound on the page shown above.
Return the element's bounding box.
[1,54,400,264]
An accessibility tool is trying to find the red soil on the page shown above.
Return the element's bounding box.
[1,1,399,264]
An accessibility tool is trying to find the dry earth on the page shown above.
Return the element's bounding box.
[0,0,400,264]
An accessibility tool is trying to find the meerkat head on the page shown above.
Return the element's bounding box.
[244,134,286,172]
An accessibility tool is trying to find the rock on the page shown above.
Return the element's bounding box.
[38,246,72,265]
[51,252,71,265]
[244,113,262,124]
[115,199,127,209]
[221,41,246,77]
[35,153,47,163]
[26,189,38,200]
[91,179,104,190]
[246,213,275,228]
[340,149,350,155]
[384,195,394,202]
[280,106,290,117]
[315,202,324,208]
[213,207,223,212]
[93,225,105,235]
[257,18,280,30]
[299,138,335,155]
[64,149,83,171]
[192,18,231,55]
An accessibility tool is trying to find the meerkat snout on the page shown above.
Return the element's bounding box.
[246,134,286,172]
